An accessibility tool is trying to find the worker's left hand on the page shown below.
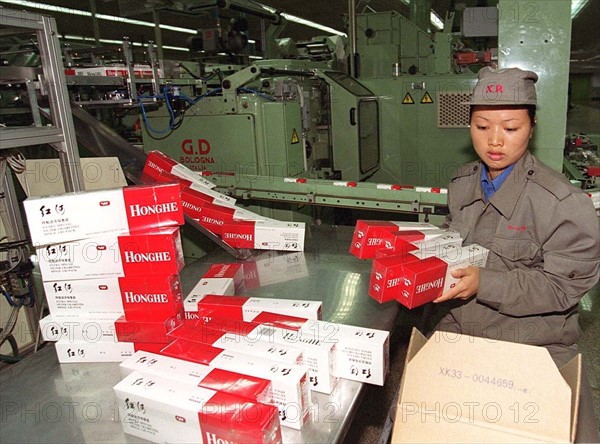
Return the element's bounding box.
[432,266,480,303]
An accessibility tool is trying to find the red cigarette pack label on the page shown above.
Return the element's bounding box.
[24,183,183,246]
[119,274,183,321]
[143,150,217,190]
[203,263,244,290]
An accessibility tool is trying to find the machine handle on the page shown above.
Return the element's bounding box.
[350,107,357,126]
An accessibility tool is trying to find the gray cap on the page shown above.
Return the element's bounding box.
[465,67,538,106]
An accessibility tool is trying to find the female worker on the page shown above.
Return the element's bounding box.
[432,67,600,442]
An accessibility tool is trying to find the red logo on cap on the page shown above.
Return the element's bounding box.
[486,84,504,93]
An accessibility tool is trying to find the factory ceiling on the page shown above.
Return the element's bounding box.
[0,0,598,73]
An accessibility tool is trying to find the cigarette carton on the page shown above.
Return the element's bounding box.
[114,311,183,343]
[143,150,217,190]
[161,338,311,430]
[376,229,461,257]
[167,323,304,367]
[253,312,389,386]
[55,338,134,363]
[36,227,184,281]
[190,316,337,394]
[119,274,183,321]
[196,294,322,321]
[39,313,121,342]
[203,263,244,291]
[369,244,488,307]
[42,278,124,314]
[183,278,235,320]
[392,328,580,443]
[113,371,282,444]
[350,220,443,259]
[222,220,305,252]
[120,351,273,404]
[133,342,168,353]
[24,183,183,246]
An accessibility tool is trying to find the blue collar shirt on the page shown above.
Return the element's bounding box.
[480,163,515,202]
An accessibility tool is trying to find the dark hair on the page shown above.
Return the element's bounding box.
[470,105,537,126]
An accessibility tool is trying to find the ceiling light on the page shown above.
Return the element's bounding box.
[430,10,444,30]
[0,0,196,34]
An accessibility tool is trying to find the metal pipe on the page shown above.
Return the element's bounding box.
[348,0,358,77]
[88,0,101,46]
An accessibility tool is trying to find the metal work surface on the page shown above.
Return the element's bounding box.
[0,225,401,444]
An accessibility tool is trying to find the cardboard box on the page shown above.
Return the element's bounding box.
[196,294,322,321]
[120,351,273,404]
[369,244,488,307]
[113,371,282,444]
[114,311,183,343]
[24,183,183,246]
[222,220,305,252]
[36,227,184,281]
[42,278,124,314]
[183,278,235,320]
[253,312,389,386]
[191,316,337,394]
[40,313,121,342]
[119,274,183,321]
[161,338,312,430]
[349,220,439,259]
[392,328,580,443]
[54,338,134,363]
[143,150,217,190]
[203,263,244,290]
[167,323,305,367]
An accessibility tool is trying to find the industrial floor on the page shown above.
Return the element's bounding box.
[344,102,600,444]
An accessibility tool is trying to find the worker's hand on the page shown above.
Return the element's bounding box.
[432,266,480,303]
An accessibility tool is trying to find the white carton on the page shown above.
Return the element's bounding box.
[54,338,134,363]
[39,313,121,342]
[393,328,581,443]
[183,278,235,320]
[42,278,124,314]
[222,220,306,252]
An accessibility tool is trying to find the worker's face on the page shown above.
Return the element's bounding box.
[470,106,534,179]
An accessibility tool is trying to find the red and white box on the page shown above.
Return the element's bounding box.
[168,323,305,367]
[36,227,184,281]
[39,313,121,343]
[161,338,311,430]
[119,274,183,321]
[113,371,282,444]
[242,251,309,289]
[42,278,124,314]
[143,150,217,190]
[370,244,489,308]
[74,65,164,78]
[203,263,244,291]
[24,183,184,246]
[376,229,461,258]
[374,231,462,259]
[133,342,168,353]
[196,294,322,321]
[254,312,389,386]
[120,351,273,404]
[190,316,337,394]
[55,338,134,363]
[222,220,305,252]
[350,221,441,259]
[183,278,235,320]
[114,311,183,343]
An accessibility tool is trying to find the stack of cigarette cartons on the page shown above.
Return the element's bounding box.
[24,183,185,362]
[142,150,306,252]
[349,219,489,309]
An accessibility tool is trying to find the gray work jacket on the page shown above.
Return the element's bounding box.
[443,151,599,346]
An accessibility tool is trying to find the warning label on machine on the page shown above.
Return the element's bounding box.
[421,92,433,104]
[402,93,415,105]
[291,129,300,144]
